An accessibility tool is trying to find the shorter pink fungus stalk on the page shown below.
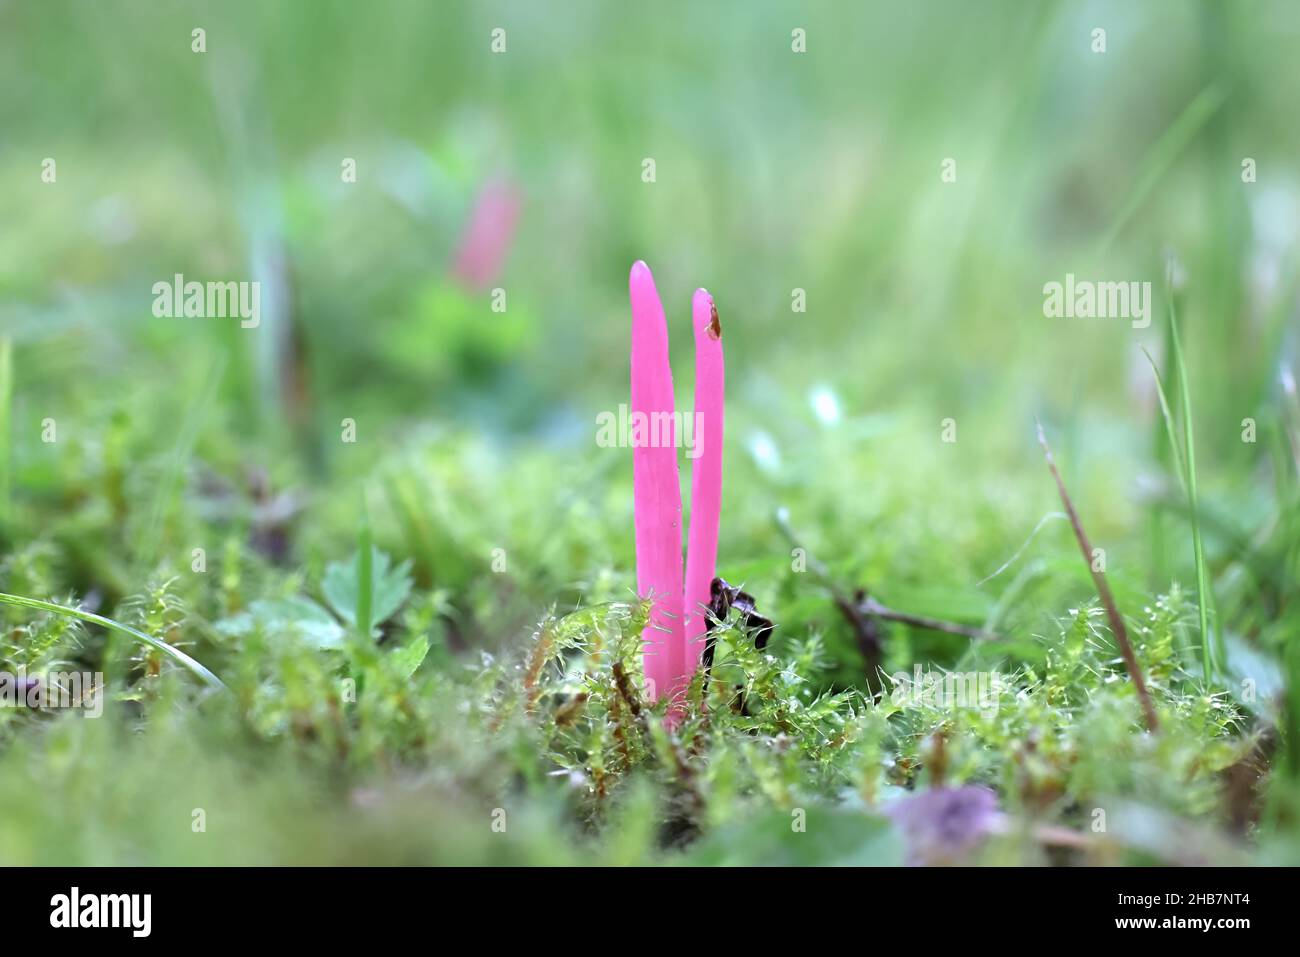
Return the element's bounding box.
[628,261,725,710]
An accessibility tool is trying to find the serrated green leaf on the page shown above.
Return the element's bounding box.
[322,547,413,635]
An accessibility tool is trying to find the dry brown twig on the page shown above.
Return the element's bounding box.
[1035,420,1160,733]
[774,510,1003,695]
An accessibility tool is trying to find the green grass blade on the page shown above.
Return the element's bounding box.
[1141,346,1189,495]
[0,591,226,690]
[1168,303,1216,682]
[356,496,373,639]
[1095,83,1226,256]
[1285,635,1300,781]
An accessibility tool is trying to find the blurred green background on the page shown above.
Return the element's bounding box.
[3,0,1296,657]
[0,0,1298,864]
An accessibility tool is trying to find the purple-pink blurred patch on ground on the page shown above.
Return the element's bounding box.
[885,785,1002,865]
[451,178,521,291]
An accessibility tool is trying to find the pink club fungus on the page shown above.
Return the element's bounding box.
[628,261,725,710]
[451,178,521,291]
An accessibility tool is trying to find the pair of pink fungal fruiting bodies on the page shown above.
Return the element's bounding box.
[628,260,724,707]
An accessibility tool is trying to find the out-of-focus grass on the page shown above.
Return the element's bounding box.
[0,335,10,529]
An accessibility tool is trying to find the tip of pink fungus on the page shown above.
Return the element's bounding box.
[695,289,721,340]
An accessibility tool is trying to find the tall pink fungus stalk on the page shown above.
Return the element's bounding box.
[629,262,724,710]
[451,178,521,291]
[630,262,683,702]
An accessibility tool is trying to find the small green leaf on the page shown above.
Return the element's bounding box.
[322,547,413,635]
[390,635,431,679]
[217,597,346,649]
